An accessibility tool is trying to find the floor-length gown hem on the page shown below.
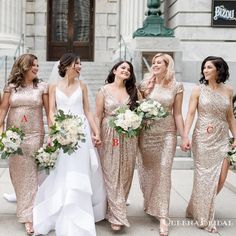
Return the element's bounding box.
[33,86,106,236]
[186,85,230,230]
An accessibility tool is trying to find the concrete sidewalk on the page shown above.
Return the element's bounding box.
[0,168,236,236]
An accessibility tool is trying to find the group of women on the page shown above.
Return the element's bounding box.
[0,52,235,236]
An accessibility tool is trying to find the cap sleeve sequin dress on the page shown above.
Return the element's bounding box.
[98,86,139,227]
[4,82,48,223]
[186,84,230,231]
[138,80,183,219]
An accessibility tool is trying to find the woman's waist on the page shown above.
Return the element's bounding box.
[195,119,228,130]
[7,109,43,127]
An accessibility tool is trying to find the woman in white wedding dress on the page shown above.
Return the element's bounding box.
[33,53,107,236]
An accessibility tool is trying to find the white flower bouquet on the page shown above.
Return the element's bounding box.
[0,126,24,159]
[50,110,86,155]
[34,143,59,174]
[109,106,143,138]
[137,99,168,120]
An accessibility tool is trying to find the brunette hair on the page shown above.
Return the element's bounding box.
[199,56,229,84]
[8,54,39,89]
[58,53,80,77]
[105,61,138,110]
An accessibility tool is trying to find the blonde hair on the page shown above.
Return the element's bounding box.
[145,53,175,96]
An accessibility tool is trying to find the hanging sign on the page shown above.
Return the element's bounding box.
[212,0,236,27]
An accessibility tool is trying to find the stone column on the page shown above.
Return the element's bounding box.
[0,0,24,56]
[120,0,147,42]
[25,0,47,61]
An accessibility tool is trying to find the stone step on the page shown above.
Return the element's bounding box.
[175,146,191,157]
[172,157,194,169]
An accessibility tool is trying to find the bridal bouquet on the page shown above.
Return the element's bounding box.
[0,127,24,159]
[137,99,168,120]
[34,143,59,174]
[109,106,143,138]
[50,110,86,155]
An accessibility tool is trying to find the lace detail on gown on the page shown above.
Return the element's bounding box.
[33,85,106,236]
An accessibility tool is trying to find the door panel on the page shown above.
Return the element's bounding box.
[47,0,94,61]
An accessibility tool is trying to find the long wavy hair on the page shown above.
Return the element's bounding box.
[105,61,138,110]
[58,53,80,77]
[8,54,39,89]
[145,53,175,95]
[199,56,229,85]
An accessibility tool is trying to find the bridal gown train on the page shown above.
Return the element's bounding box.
[33,85,107,236]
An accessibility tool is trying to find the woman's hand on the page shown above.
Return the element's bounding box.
[92,133,101,147]
[181,137,191,152]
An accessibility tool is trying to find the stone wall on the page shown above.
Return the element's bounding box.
[163,0,236,89]
[25,0,47,60]
[94,0,120,62]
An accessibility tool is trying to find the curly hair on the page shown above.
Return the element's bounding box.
[199,56,229,84]
[58,53,80,77]
[105,61,138,110]
[8,54,39,89]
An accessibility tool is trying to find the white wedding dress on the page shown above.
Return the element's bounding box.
[33,85,107,236]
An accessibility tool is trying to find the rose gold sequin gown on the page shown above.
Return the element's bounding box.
[4,82,48,223]
[138,81,183,219]
[98,86,139,227]
[186,84,230,230]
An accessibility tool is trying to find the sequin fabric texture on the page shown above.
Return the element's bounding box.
[98,86,139,227]
[186,84,230,231]
[4,82,48,223]
[138,80,183,219]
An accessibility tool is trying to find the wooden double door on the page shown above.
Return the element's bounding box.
[47,0,95,61]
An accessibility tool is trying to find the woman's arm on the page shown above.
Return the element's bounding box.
[227,87,236,147]
[42,93,50,126]
[181,86,200,150]
[0,92,11,133]
[173,92,184,138]
[48,84,57,126]
[81,82,101,146]
[95,89,105,133]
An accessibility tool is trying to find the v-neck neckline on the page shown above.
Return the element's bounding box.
[105,88,130,104]
[56,86,80,99]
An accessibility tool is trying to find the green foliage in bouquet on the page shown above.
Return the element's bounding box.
[109,106,143,138]
[34,143,59,174]
[136,99,169,130]
[49,109,86,155]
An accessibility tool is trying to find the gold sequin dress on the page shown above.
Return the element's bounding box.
[98,86,139,227]
[4,82,48,223]
[186,84,230,230]
[138,80,183,219]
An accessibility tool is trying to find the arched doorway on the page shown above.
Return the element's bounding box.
[47,0,95,61]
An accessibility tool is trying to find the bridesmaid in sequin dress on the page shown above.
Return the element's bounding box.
[96,61,139,231]
[0,54,49,235]
[182,56,236,233]
[137,53,185,236]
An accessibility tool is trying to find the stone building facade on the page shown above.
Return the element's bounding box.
[0,0,236,87]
